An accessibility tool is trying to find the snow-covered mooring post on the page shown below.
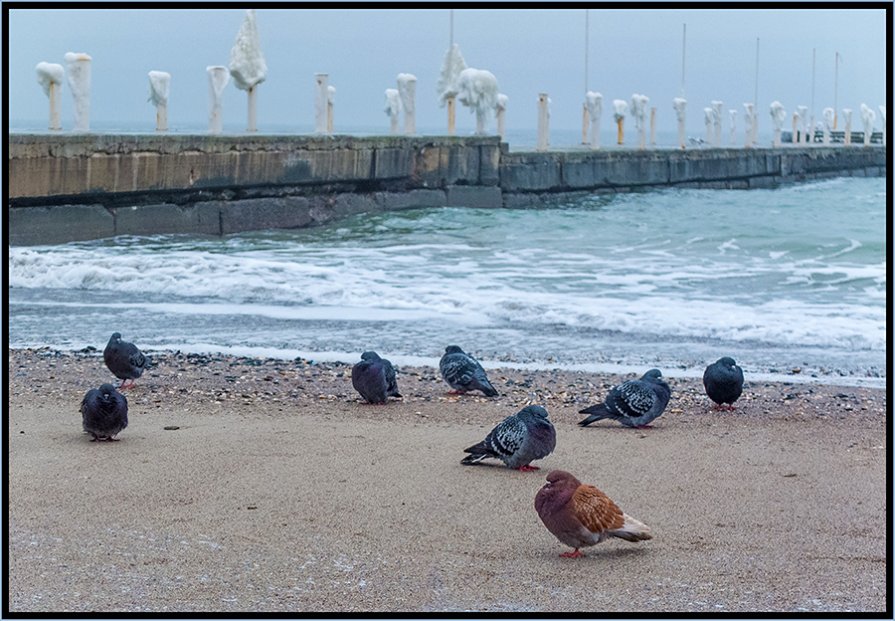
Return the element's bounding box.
[672,97,686,149]
[64,52,91,131]
[207,66,230,134]
[537,93,550,151]
[229,9,267,132]
[630,94,649,150]
[397,73,417,135]
[314,74,329,134]
[35,62,64,131]
[148,71,170,132]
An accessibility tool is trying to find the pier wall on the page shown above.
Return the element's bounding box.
[7,134,887,245]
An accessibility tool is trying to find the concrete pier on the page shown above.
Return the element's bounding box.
[7,133,887,245]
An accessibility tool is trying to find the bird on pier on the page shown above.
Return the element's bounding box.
[439,345,499,397]
[103,332,150,389]
[703,356,744,411]
[461,405,555,471]
[81,383,129,441]
[578,369,671,428]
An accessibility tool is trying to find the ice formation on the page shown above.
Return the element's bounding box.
[437,43,467,105]
[728,109,737,145]
[457,68,499,135]
[613,99,627,145]
[35,62,64,130]
[769,101,786,147]
[630,94,649,148]
[397,73,417,134]
[841,108,853,145]
[711,100,723,146]
[537,93,550,151]
[795,105,808,143]
[495,93,508,139]
[384,88,401,134]
[327,85,336,134]
[229,9,267,90]
[64,52,92,131]
[743,103,756,147]
[314,74,329,134]
[704,107,714,144]
[585,91,603,148]
[672,97,686,149]
[147,71,171,132]
[860,103,875,145]
[822,107,835,144]
[206,65,231,134]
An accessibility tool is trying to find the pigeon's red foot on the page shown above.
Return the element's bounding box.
[517,465,541,472]
[560,549,584,558]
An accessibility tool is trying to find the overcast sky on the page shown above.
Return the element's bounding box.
[7,6,889,137]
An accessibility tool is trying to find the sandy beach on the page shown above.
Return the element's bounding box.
[7,348,888,614]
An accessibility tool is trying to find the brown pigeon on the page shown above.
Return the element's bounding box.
[534,470,652,558]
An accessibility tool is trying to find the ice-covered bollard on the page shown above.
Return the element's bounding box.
[437,43,466,136]
[769,101,786,147]
[860,104,875,146]
[630,94,649,149]
[457,68,499,136]
[495,93,508,140]
[842,108,853,145]
[613,99,627,145]
[537,93,550,151]
[586,91,603,149]
[207,66,230,134]
[35,62,64,131]
[703,107,714,145]
[314,73,329,134]
[743,103,755,148]
[879,106,887,146]
[327,85,336,134]
[397,73,417,135]
[384,88,401,134]
[229,9,267,132]
[711,100,723,146]
[822,107,834,144]
[148,71,171,132]
[672,97,686,149]
[64,52,91,131]
[795,105,808,143]
[792,109,801,144]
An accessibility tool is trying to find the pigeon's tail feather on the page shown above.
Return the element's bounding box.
[461,440,495,465]
[479,379,499,397]
[578,404,609,426]
[609,514,653,542]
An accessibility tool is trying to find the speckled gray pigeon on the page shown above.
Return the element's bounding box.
[703,357,744,410]
[352,351,401,404]
[461,405,556,471]
[578,369,671,428]
[81,383,129,441]
[439,345,498,397]
[103,332,150,389]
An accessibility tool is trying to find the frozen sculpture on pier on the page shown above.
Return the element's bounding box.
[147,71,171,132]
[585,91,603,149]
[207,66,230,134]
[437,43,466,135]
[672,97,686,149]
[860,104,875,146]
[35,61,64,131]
[397,73,417,135]
[229,9,267,132]
[384,88,401,135]
[769,101,786,147]
[64,52,91,131]
[457,68,499,135]
[630,94,649,149]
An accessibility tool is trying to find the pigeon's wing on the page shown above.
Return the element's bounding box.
[441,354,476,387]
[571,484,625,534]
[382,359,401,397]
[607,380,657,419]
[484,414,527,458]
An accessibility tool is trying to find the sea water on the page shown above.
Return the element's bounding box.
[7,177,887,386]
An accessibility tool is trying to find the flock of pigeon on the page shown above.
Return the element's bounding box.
[81,333,744,558]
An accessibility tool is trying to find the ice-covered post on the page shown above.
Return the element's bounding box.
[613,99,627,145]
[703,107,714,144]
[147,71,170,132]
[879,106,887,146]
[795,105,808,143]
[630,94,649,149]
[672,97,686,149]
[728,109,737,145]
[397,73,417,135]
[822,107,834,144]
[64,52,91,131]
[842,108,852,145]
[314,73,328,134]
[495,93,508,139]
[860,104,875,146]
[537,93,550,151]
[581,102,589,145]
[327,85,336,134]
[649,107,657,146]
[769,101,786,147]
[229,9,267,132]
[743,103,755,148]
[35,62,64,131]
[711,101,723,146]
[384,89,401,134]
[207,65,230,134]
[457,67,499,135]
[585,91,602,149]
[437,43,466,136]
[791,109,800,144]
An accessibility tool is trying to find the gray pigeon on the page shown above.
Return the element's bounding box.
[439,345,499,397]
[352,351,401,404]
[462,405,556,471]
[81,383,129,441]
[578,369,671,428]
[103,332,150,389]
[703,357,744,410]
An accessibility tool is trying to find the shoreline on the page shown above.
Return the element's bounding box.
[7,347,888,613]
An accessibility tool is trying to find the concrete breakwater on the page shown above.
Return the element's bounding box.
[7,133,887,245]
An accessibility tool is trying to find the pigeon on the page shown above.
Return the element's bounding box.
[461,405,556,471]
[103,332,150,389]
[352,351,401,404]
[534,470,652,558]
[578,368,671,428]
[80,383,129,441]
[703,356,744,410]
[439,345,499,397]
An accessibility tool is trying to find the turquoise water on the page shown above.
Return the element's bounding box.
[8,176,887,386]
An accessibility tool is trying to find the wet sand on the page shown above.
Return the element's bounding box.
[7,348,888,613]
